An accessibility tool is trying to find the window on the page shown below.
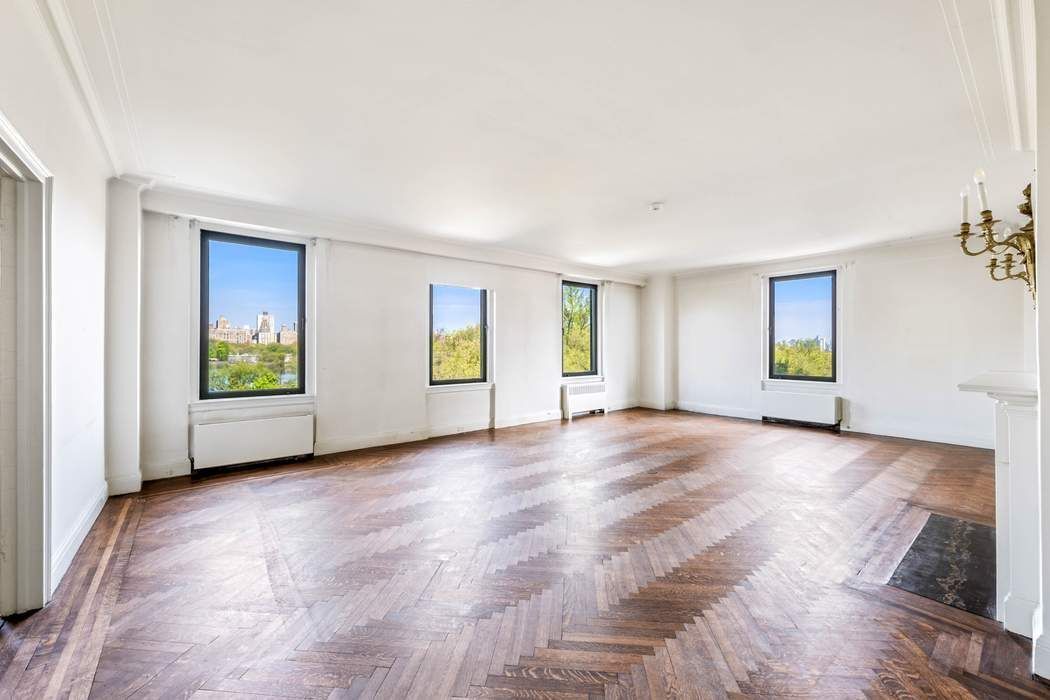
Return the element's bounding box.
[562,280,597,377]
[200,230,306,399]
[768,270,836,382]
[430,284,487,385]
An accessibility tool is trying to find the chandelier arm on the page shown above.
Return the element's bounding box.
[958,237,998,257]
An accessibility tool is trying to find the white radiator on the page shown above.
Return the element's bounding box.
[760,391,841,426]
[562,381,608,420]
[192,414,314,470]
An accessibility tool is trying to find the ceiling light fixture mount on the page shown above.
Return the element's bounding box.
[956,170,1036,303]
[648,201,664,213]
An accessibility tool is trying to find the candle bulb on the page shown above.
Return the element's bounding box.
[960,186,969,223]
[973,168,989,211]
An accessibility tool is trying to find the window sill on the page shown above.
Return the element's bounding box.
[561,375,604,384]
[190,394,316,415]
[762,379,840,393]
[427,382,493,395]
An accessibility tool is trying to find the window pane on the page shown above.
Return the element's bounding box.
[431,284,485,383]
[562,283,595,375]
[770,273,834,380]
[204,235,303,397]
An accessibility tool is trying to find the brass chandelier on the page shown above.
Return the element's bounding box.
[956,169,1036,301]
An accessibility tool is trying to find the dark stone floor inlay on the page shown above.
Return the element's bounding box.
[889,512,995,620]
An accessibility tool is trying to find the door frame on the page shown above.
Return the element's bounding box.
[0,110,53,614]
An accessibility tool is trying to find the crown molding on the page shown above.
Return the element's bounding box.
[990,0,1037,153]
[937,0,996,161]
[31,0,120,173]
[140,184,647,287]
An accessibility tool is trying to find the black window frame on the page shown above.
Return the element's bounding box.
[561,280,599,378]
[199,229,307,400]
[429,284,488,386]
[767,269,837,383]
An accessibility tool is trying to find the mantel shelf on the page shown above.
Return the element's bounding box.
[958,371,1037,400]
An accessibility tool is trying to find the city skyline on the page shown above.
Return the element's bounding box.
[209,309,298,346]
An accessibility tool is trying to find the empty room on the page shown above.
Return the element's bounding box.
[2,0,1050,697]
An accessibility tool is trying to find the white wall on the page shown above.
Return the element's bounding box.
[140,212,642,475]
[105,178,143,495]
[1,0,113,587]
[640,274,676,410]
[677,237,1033,448]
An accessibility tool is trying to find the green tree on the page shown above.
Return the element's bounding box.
[209,363,281,392]
[208,340,230,361]
[562,286,592,373]
[773,337,832,378]
[432,324,482,380]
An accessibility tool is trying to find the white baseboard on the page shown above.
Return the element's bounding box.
[494,409,561,429]
[141,458,192,482]
[607,400,641,412]
[428,421,493,438]
[638,400,673,410]
[314,429,428,456]
[315,410,565,457]
[1033,631,1050,679]
[50,480,108,594]
[676,401,761,420]
[843,422,994,450]
[107,472,142,496]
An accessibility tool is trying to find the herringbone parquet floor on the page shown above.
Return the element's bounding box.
[1,409,1046,698]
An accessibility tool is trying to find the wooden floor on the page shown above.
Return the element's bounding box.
[1,409,1047,699]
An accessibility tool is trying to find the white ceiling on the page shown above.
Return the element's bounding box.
[63,0,1035,275]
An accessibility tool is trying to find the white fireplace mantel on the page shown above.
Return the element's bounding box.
[959,371,1039,641]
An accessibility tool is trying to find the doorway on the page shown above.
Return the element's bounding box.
[0,114,51,616]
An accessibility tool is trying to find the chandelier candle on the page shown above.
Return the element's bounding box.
[973,168,989,211]
[954,179,1036,302]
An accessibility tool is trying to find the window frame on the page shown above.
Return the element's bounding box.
[561,280,599,378]
[767,269,837,383]
[199,229,307,400]
[428,283,488,386]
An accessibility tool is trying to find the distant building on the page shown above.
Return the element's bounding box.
[278,323,298,346]
[209,315,252,344]
[255,311,277,344]
[228,353,258,364]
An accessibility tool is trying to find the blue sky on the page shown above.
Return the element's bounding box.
[432,285,482,332]
[773,275,833,342]
[208,239,299,329]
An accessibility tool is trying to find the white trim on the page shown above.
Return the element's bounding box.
[493,410,562,429]
[677,401,761,421]
[427,382,493,394]
[189,394,316,416]
[314,429,428,456]
[842,423,994,450]
[314,410,564,457]
[936,0,996,160]
[49,481,107,590]
[0,110,53,613]
[31,0,121,172]
[141,458,192,482]
[990,0,1037,152]
[143,186,646,286]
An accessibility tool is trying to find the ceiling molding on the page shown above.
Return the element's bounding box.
[937,0,996,161]
[90,0,145,171]
[990,0,1036,152]
[141,184,647,287]
[31,0,121,173]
